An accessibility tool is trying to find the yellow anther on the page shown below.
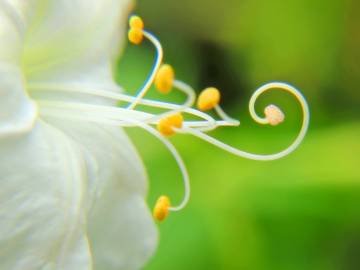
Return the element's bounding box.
[197,87,221,111]
[153,196,171,221]
[158,113,183,136]
[264,105,285,126]
[129,15,144,29]
[128,28,143,45]
[155,64,175,94]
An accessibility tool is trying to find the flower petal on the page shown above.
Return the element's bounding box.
[0,121,88,269]
[0,2,36,135]
[18,0,158,267]
[89,192,157,270]
[45,119,158,270]
[24,0,132,92]
[57,234,93,270]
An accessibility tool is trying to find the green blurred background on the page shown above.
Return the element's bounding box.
[117,1,360,269]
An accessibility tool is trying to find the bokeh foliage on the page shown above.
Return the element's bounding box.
[116,0,360,269]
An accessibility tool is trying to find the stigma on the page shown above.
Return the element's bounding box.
[264,105,285,126]
[28,15,310,223]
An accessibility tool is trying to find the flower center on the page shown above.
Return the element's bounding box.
[27,15,310,222]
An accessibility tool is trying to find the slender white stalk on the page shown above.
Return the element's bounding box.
[174,80,196,108]
[37,100,154,122]
[41,103,237,131]
[29,82,179,109]
[183,120,238,128]
[37,99,220,129]
[29,83,217,126]
[127,31,163,110]
[215,105,240,125]
[197,105,240,132]
[144,79,196,122]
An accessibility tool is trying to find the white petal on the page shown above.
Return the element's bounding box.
[0,2,36,135]
[89,192,157,270]
[58,235,93,270]
[45,119,158,270]
[24,0,132,91]
[17,0,157,267]
[0,121,89,269]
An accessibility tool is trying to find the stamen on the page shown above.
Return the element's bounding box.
[126,17,193,113]
[196,87,240,130]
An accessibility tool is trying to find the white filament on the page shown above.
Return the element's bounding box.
[215,105,240,125]
[127,31,163,110]
[30,83,218,129]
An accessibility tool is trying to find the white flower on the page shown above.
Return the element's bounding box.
[0,1,156,269]
[0,1,310,270]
